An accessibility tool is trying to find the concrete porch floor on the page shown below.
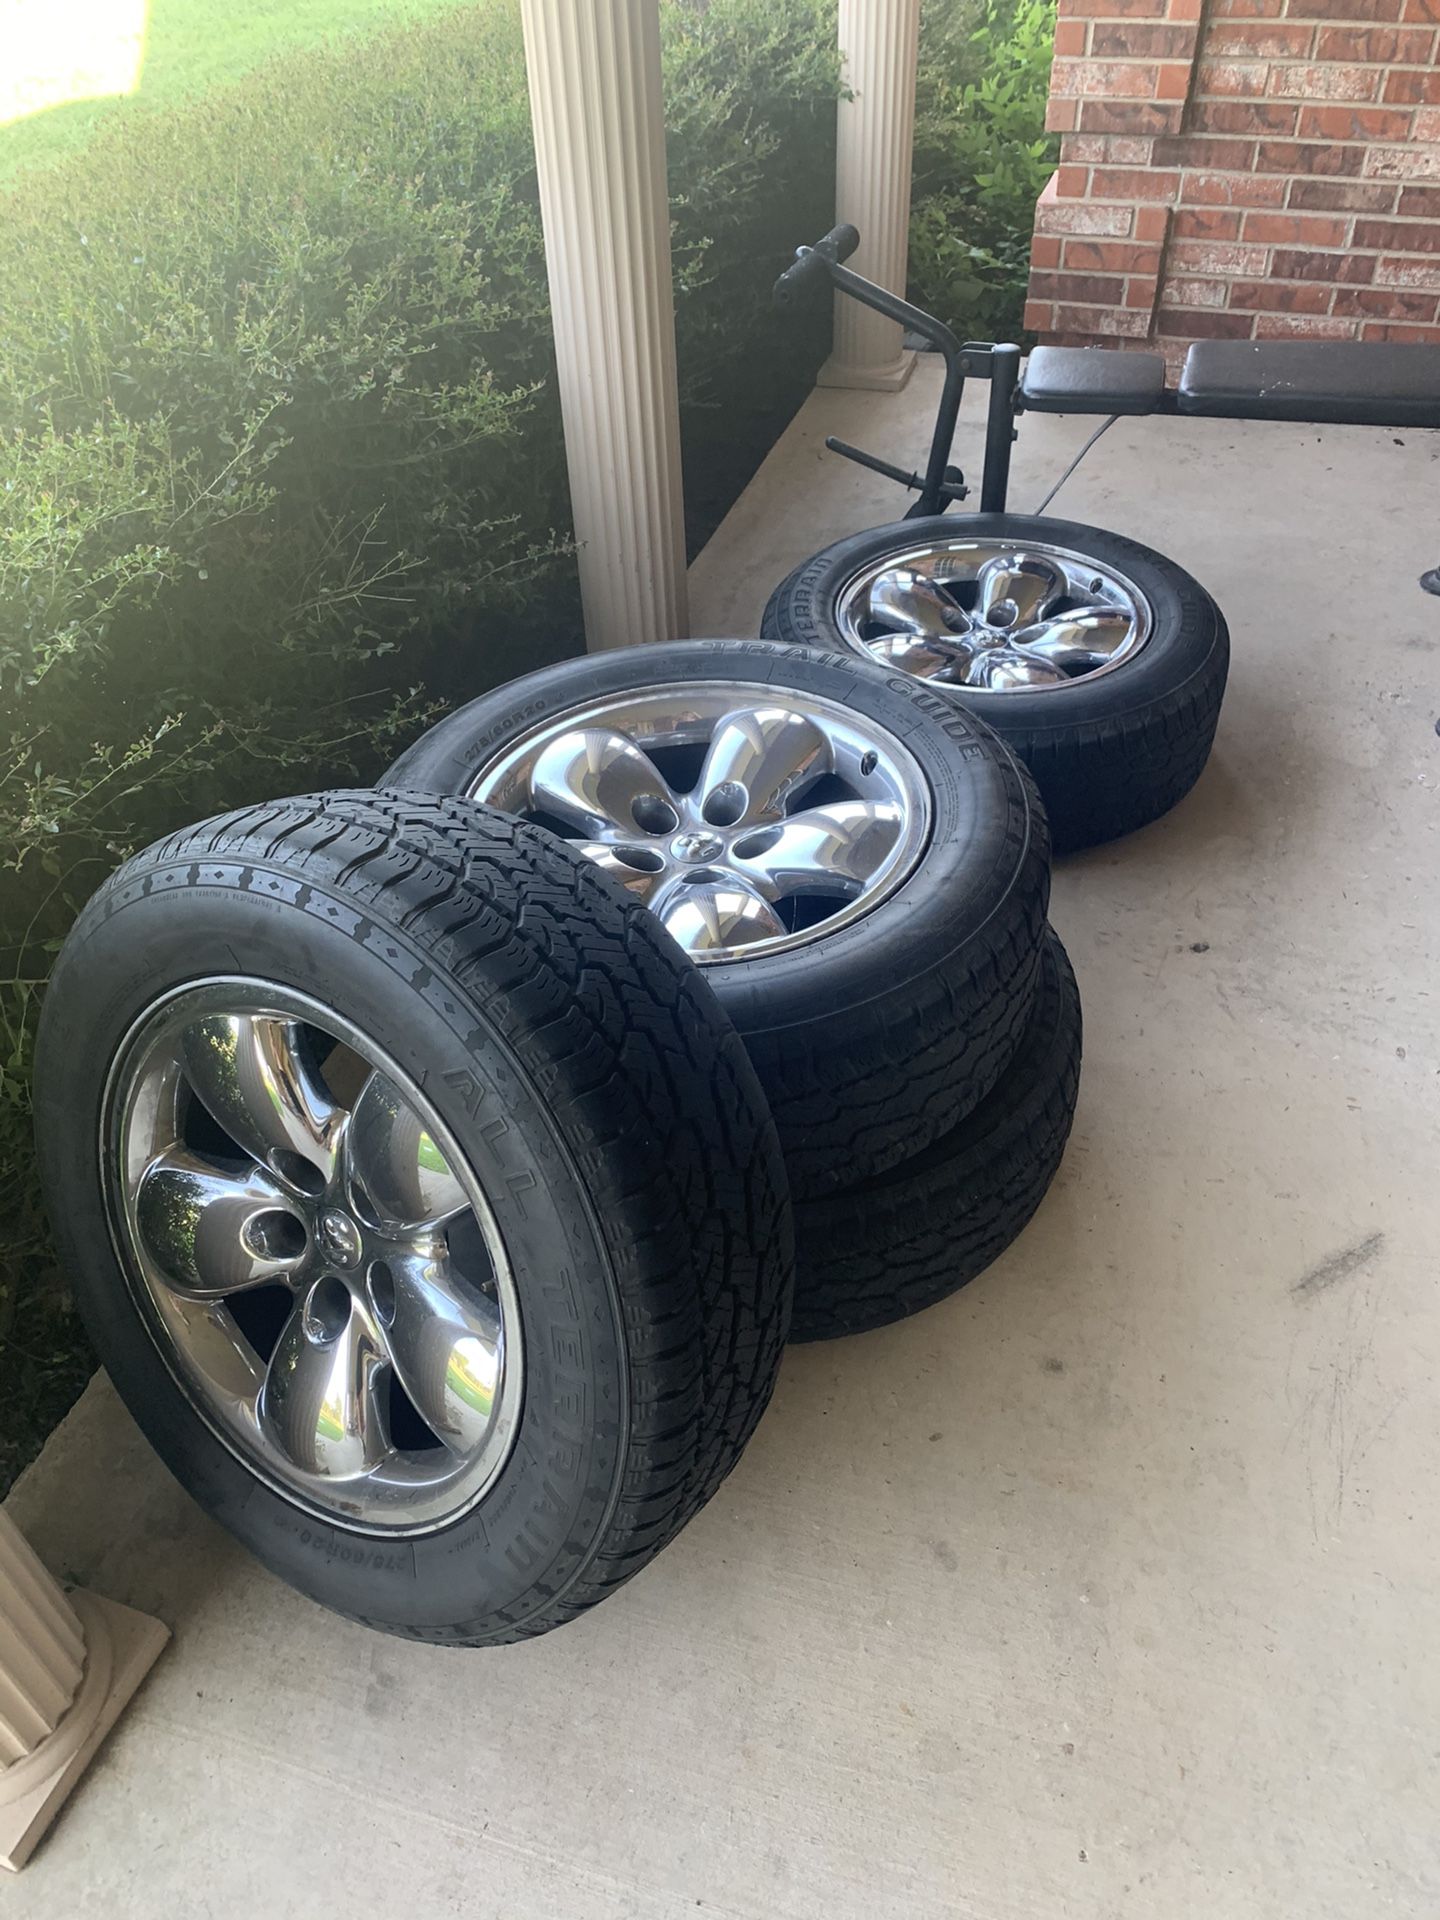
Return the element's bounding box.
[8,363,1440,1917]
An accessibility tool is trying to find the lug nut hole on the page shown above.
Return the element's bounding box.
[733,826,782,860]
[613,845,666,873]
[304,1274,352,1343]
[702,781,748,828]
[367,1261,397,1328]
[630,793,679,835]
[270,1150,326,1197]
[244,1209,308,1262]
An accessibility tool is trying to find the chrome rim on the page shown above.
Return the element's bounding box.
[834,536,1152,692]
[103,980,524,1534]
[469,680,932,962]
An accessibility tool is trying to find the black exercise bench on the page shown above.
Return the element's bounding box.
[1023,340,1440,431]
[774,224,1440,520]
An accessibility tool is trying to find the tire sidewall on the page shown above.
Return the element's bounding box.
[34,856,633,1638]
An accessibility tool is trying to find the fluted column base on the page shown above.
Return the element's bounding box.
[827,0,922,389]
[817,349,916,393]
[0,1515,167,1872]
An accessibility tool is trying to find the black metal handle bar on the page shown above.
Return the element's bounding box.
[823,438,969,509]
[772,225,860,308]
[772,230,1022,515]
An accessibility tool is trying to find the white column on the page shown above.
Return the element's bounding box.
[521,0,688,651]
[820,0,922,392]
[0,1512,167,1871]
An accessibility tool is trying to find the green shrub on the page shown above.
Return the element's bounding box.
[0,0,1058,1483]
[908,0,1058,339]
[0,0,839,1488]
[663,0,838,541]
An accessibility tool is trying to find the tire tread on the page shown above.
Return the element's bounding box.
[48,790,792,1646]
[791,928,1081,1341]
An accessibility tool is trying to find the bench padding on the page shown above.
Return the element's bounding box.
[1179,340,1440,428]
[1020,345,1166,416]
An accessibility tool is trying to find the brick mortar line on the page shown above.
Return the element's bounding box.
[1053,276,1440,301]
[1180,0,1215,141]
[1057,170,1436,197]
[1061,135,1437,154]
[1070,181,1434,198]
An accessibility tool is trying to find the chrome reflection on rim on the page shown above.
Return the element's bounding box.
[104,981,524,1534]
[834,537,1152,692]
[468,681,932,962]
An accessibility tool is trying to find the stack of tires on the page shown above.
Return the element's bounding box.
[35,641,1078,1647]
[387,641,1080,1341]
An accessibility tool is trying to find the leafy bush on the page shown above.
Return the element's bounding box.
[0,0,1058,1483]
[664,0,840,543]
[0,0,838,1487]
[908,0,1058,339]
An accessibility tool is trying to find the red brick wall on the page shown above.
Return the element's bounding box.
[1024,0,1440,356]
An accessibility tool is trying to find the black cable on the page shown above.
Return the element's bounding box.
[1033,414,1118,515]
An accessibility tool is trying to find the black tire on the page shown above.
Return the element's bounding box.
[791,925,1081,1342]
[760,514,1229,853]
[33,790,792,1645]
[384,639,1051,1198]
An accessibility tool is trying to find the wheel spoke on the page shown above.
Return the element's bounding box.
[527,728,677,839]
[975,553,1066,628]
[135,1149,308,1298]
[865,567,970,640]
[346,1071,469,1234]
[968,647,1069,690]
[657,880,787,953]
[149,1293,267,1407]
[734,802,903,899]
[1010,606,1134,674]
[259,1294,389,1482]
[179,1014,343,1195]
[572,840,667,901]
[373,1251,503,1454]
[865,631,970,680]
[695,707,829,826]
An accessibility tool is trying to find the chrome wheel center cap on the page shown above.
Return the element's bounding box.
[671,830,725,865]
[317,1208,363,1270]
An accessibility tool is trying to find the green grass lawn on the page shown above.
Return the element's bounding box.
[0,0,463,181]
